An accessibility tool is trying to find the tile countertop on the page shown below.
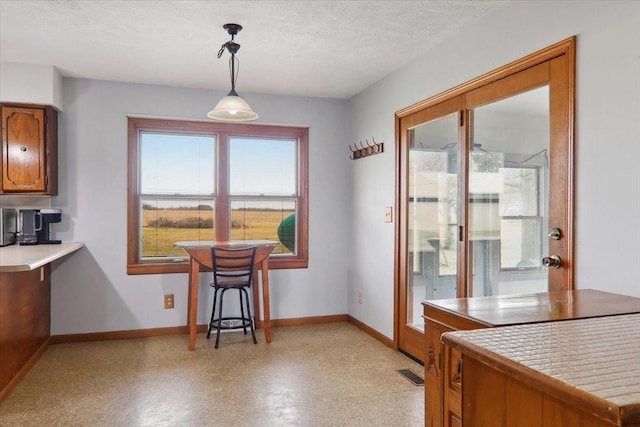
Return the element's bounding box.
[0,242,84,272]
[443,313,640,425]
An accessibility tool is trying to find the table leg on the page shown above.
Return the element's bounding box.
[261,258,272,343]
[188,257,200,351]
[252,264,262,329]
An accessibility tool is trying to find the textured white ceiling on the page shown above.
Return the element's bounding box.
[0,1,507,99]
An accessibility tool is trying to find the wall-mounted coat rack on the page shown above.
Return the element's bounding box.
[349,138,384,160]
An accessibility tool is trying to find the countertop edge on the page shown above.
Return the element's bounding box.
[0,242,85,272]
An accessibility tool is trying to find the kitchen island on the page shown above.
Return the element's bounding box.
[423,290,640,427]
[0,242,83,401]
[443,313,640,426]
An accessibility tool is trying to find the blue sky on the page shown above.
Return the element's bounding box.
[140,133,296,197]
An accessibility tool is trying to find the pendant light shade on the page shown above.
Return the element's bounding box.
[207,93,258,122]
[208,23,258,122]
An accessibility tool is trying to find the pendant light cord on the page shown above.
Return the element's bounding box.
[217,32,241,95]
[229,56,239,94]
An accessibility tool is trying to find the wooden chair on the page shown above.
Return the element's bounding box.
[207,245,258,348]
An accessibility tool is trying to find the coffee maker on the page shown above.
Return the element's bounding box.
[18,208,62,245]
[37,209,62,244]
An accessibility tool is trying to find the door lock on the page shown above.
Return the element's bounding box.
[548,227,562,240]
[542,255,562,268]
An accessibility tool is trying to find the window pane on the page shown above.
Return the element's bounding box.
[141,198,214,259]
[470,151,504,193]
[230,199,296,255]
[500,218,542,269]
[408,150,458,277]
[499,167,538,216]
[140,133,215,195]
[229,137,296,196]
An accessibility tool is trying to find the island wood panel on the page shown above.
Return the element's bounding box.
[0,265,51,397]
[425,307,484,427]
[425,321,448,427]
[462,357,616,427]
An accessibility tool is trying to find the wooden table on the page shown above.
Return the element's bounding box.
[443,313,640,426]
[175,240,278,351]
[423,290,640,427]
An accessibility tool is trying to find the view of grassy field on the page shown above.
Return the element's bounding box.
[141,209,295,258]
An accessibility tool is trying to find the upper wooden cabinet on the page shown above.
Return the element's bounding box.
[1,104,58,195]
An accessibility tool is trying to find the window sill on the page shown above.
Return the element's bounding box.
[127,257,308,275]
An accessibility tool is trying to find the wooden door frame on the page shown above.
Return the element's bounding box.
[393,37,576,358]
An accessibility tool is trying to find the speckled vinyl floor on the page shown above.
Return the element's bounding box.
[0,322,424,426]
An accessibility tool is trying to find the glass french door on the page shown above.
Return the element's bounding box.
[408,114,460,302]
[467,85,550,297]
[396,42,575,361]
[398,97,464,359]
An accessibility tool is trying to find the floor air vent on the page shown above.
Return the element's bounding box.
[397,369,424,386]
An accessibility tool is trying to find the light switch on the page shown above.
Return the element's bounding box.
[384,207,393,223]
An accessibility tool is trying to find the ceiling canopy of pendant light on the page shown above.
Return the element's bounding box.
[207,23,258,122]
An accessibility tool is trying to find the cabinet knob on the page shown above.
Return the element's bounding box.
[20,146,27,152]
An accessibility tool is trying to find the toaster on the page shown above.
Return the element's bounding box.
[0,208,17,246]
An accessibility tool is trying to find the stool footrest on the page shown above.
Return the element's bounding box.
[210,316,254,330]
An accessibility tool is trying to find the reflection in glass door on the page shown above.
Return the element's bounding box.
[468,86,550,297]
[407,113,459,327]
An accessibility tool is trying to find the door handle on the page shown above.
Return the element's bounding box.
[542,255,562,268]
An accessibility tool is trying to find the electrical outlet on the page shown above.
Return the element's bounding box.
[164,294,174,309]
[384,207,393,223]
[358,291,363,304]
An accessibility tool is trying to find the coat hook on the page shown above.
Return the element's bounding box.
[350,137,384,160]
[370,138,378,153]
[364,139,372,154]
[348,144,357,160]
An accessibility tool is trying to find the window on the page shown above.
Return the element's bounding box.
[127,117,309,274]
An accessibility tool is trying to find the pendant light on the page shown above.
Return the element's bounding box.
[207,23,259,122]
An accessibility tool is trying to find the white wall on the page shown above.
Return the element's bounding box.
[49,79,351,334]
[347,1,640,338]
[0,62,63,110]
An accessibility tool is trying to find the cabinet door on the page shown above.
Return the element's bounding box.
[1,106,53,193]
[0,266,51,395]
